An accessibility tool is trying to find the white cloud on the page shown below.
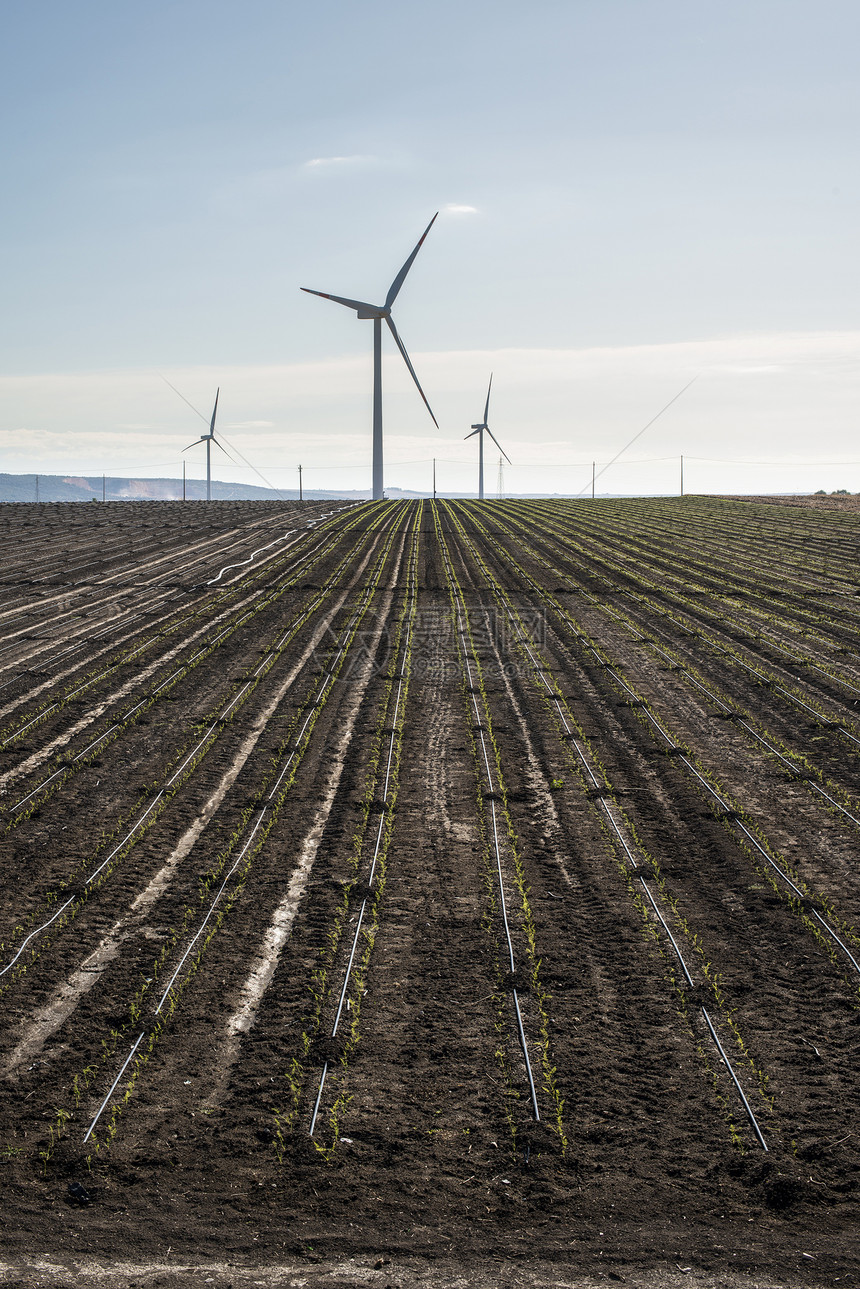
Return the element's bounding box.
[2,333,860,494]
[303,155,374,169]
[443,204,478,214]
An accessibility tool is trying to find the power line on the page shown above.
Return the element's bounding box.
[159,375,209,425]
[575,376,699,497]
[216,431,287,499]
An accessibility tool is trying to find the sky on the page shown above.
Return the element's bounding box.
[2,0,859,496]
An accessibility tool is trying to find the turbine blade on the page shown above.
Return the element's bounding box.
[183,437,205,451]
[486,426,511,464]
[301,288,379,314]
[483,373,493,425]
[385,317,439,428]
[210,387,220,436]
[212,436,235,463]
[464,428,480,440]
[384,213,438,310]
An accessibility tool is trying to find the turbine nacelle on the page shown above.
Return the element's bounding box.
[184,432,216,450]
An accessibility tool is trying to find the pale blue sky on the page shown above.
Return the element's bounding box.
[2,1,859,494]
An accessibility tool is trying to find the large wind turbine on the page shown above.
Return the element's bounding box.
[184,388,224,501]
[465,375,510,500]
[301,214,439,501]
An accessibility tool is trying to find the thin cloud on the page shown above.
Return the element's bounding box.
[303,154,374,169]
[443,203,478,214]
[5,334,860,491]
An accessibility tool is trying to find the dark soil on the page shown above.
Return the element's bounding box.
[0,498,857,1288]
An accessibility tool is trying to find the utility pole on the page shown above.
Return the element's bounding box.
[432,457,436,501]
[592,461,595,499]
[35,475,39,503]
[102,473,106,503]
[298,464,303,502]
[680,454,684,496]
[182,460,186,501]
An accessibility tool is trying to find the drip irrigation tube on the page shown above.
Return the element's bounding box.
[700,1008,769,1151]
[158,529,401,1021]
[8,536,336,815]
[438,531,541,1122]
[310,530,419,1135]
[82,516,402,1146]
[83,1031,145,1143]
[534,580,860,983]
[0,532,371,981]
[448,505,772,1150]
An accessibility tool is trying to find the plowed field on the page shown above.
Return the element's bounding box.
[1,496,859,1288]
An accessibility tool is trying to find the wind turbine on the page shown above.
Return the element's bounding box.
[183,388,224,501]
[465,375,510,500]
[301,214,439,501]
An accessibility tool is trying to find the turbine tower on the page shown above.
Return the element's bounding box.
[184,388,223,501]
[302,214,439,501]
[465,375,510,500]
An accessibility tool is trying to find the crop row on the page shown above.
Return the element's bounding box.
[38,506,408,1168]
[442,502,777,1152]
[515,501,860,690]
[278,505,423,1156]
[465,503,860,990]
[491,505,860,824]
[0,505,396,994]
[0,508,376,827]
[0,504,360,752]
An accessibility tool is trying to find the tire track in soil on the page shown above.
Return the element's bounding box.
[323,624,519,1188]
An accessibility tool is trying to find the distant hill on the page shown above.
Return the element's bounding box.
[0,473,377,503]
[0,473,561,502]
[2,472,765,502]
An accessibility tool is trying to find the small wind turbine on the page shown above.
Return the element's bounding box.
[465,375,510,500]
[183,388,225,501]
[301,215,439,501]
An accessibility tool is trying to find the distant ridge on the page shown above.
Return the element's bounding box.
[3,473,820,502]
[0,473,366,503]
[0,472,583,501]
